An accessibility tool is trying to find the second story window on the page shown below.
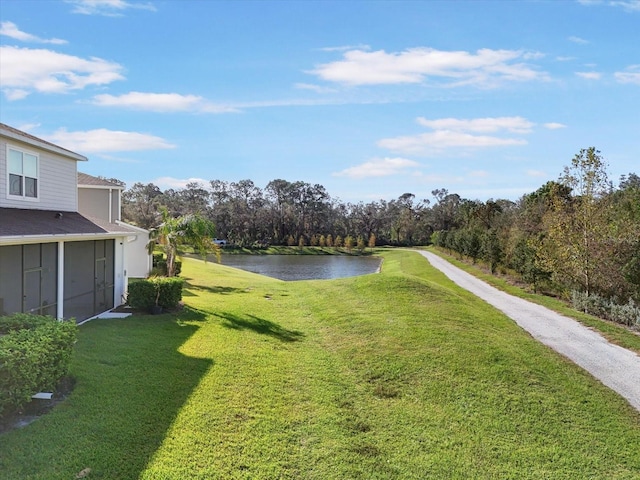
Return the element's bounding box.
[8,147,39,199]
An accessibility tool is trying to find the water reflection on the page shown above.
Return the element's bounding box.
[220,254,381,281]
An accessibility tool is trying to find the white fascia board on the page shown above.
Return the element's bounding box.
[0,233,128,246]
[1,129,88,162]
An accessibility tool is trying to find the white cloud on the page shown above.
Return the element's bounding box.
[0,45,124,99]
[544,122,567,129]
[66,0,156,16]
[4,89,30,101]
[526,169,548,177]
[308,47,549,88]
[46,128,176,153]
[333,157,420,178]
[568,36,590,44]
[417,116,534,134]
[294,83,338,94]
[378,130,526,155]
[91,92,239,113]
[153,176,209,190]
[377,116,535,156]
[610,0,640,11]
[318,44,371,52]
[575,71,602,79]
[0,21,67,44]
[578,0,640,12]
[615,65,640,84]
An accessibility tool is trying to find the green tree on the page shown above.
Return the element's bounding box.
[542,148,612,295]
[482,230,503,274]
[344,235,354,252]
[147,208,218,277]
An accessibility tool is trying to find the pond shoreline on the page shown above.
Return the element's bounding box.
[219,245,376,256]
[213,252,382,281]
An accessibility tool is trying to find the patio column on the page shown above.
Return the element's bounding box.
[57,240,64,320]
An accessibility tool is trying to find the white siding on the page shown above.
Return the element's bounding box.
[124,229,152,278]
[0,140,6,201]
[1,137,78,211]
[78,188,110,221]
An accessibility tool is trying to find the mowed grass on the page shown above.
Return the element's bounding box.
[1,250,639,479]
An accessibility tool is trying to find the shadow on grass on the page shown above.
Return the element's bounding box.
[181,279,249,297]
[0,315,213,480]
[214,311,305,342]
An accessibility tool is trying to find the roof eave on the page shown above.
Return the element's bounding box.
[0,232,131,246]
[1,127,88,162]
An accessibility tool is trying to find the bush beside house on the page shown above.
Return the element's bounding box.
[127,277,184,312]
[0,314,77,416]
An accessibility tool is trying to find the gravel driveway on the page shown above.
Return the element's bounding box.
[418,250,640,412]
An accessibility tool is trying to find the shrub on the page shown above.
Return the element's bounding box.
[127,277,184,311]
[0,314,77,416]
[0,313,54,333]
[152,253,182,276]
[571,290,640,327]
[609,300,640,327]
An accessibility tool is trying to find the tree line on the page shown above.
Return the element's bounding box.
[120,147,640,309]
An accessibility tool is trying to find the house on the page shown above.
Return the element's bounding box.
[77,172,152,279]
[0,123,150,322]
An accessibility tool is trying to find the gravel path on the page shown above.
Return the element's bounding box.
[418,250,640,412]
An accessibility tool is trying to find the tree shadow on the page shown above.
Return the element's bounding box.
[214,311,305,343]
[182,280,249,297]
[0,315,213,479]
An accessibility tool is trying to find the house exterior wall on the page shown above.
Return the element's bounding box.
[121,224,152,278]
[1,136,78,212]
[111,191,120,222]
[78,188,111,221]
[77,187,123,223]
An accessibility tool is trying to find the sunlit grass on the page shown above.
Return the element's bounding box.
[1,250,638,479]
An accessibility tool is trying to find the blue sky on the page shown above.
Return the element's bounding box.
[1,0,638,203]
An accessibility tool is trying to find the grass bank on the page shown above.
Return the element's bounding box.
[1,250,638,479]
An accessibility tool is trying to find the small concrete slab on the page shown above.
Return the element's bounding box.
[31,392,53,400]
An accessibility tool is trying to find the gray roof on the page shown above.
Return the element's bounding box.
[0,208,139,238]
[78,172,124,189]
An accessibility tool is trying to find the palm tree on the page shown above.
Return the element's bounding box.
[147,208,219,277]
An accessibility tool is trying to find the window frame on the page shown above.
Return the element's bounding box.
[6,144,40,202]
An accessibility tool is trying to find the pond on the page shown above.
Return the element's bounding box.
[220,254,382,281]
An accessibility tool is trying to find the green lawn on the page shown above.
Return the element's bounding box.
[1,250,638,479]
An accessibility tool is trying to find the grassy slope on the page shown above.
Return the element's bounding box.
[0,250,638,479]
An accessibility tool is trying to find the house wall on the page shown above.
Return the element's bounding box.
[78,188,110,221]
[112,191,120,222]
[77,187,124,223]
[123,228,152,278]
[1,136,78,211]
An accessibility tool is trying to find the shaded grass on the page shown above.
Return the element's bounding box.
[0,312,212,479]
[426,246,640,354]
[0,250,638,479]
